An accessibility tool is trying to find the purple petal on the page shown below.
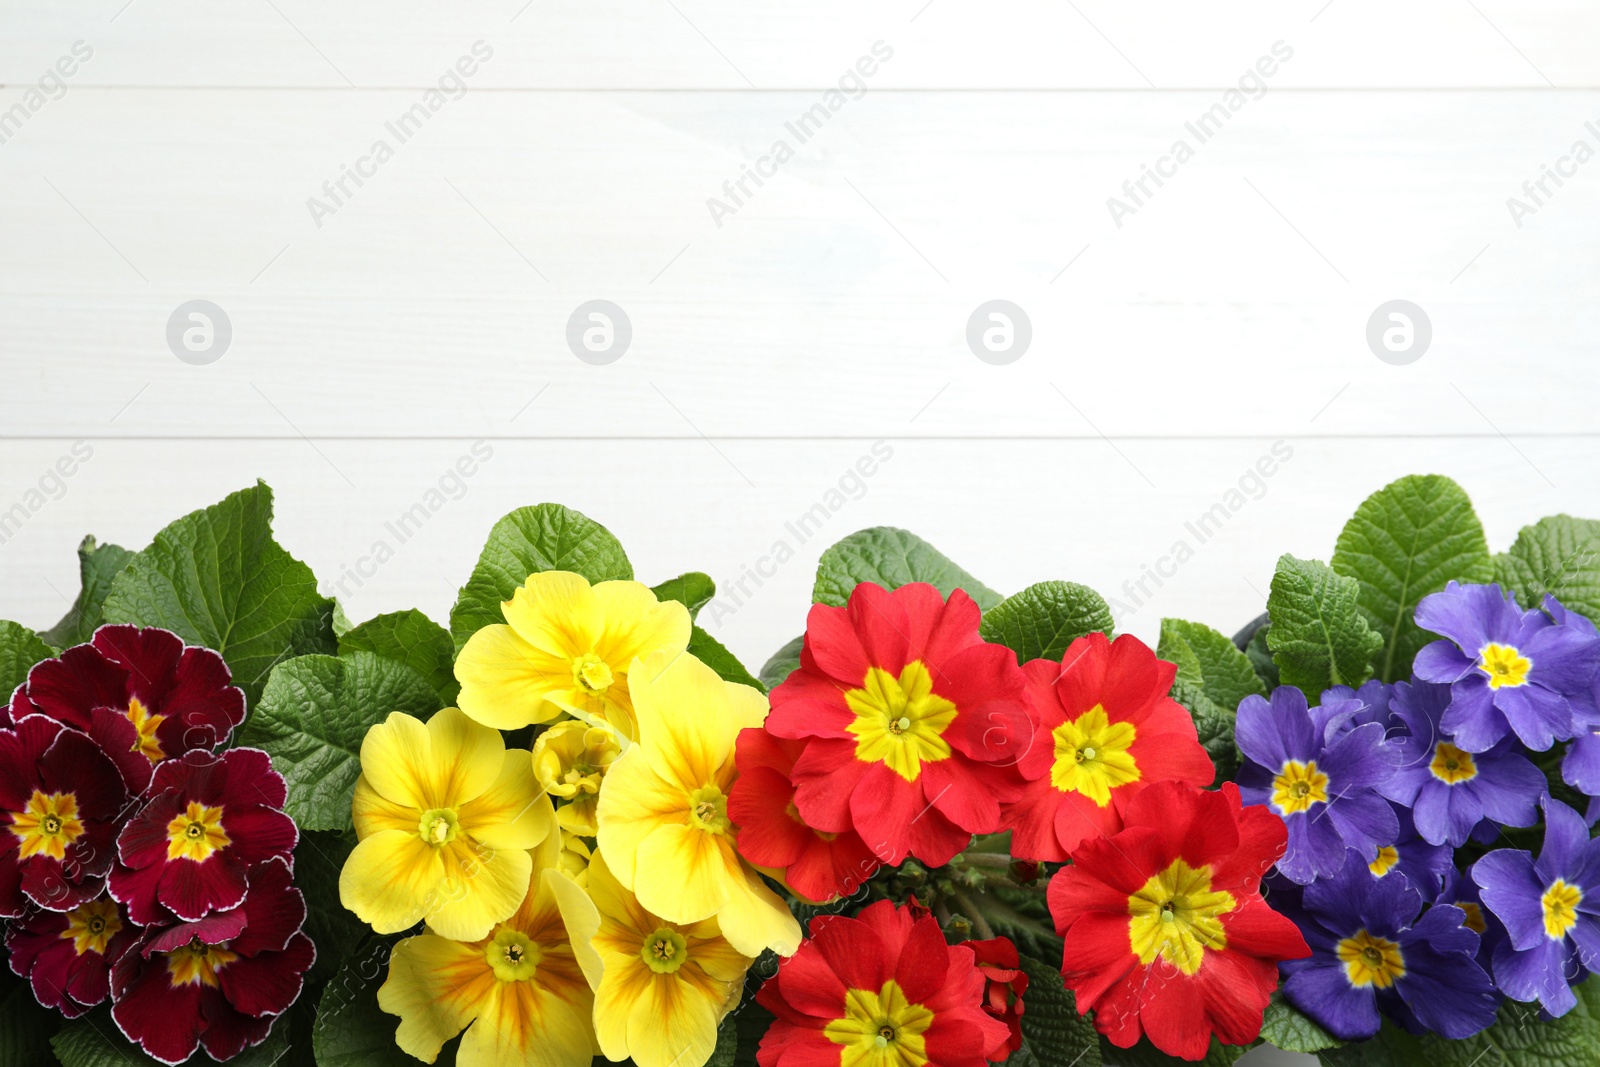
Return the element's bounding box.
[1495,684,1573,751]
[1392,941,1500,1039]
[1470,752,1545,828]
[1491,936,1580,1016]
[1319,722,1400,789]
[1535,798,1591,884]
[1440,680,1506,753]
[1412,780,1480,847]
[1284,963,1380,1041]
[1474,849,1551,951]
[1415,583,1500,652]
[1326,792,1400,859]
[1414,639,1477,684]
[1564,734,1600,795]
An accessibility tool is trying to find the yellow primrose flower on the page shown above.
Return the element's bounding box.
[454,571,691,740]
[340,707,552,941]
[533,721,621,836]
[379,829,600,1067]
[558,830,593,888]
[596,651,801,958]
[553,851,751,1067]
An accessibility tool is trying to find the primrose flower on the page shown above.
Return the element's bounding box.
[1474,798,1600,1017]
[596,651,800,957]
[1235,685,1400,885]
[1281,851,1498,1041]
[19,625,245,792]
[455,571,691,739]
[1,715,128,915]
[379,831,597,1067]
[728,726,880,904]
[1003,632,1214,863]
[765,582,1036,868]
[555,850,753,1067]
[755,899,1011,1067]
[111,857,315,1064]
[1413,583,1600,752]
[1047,781,1309,1060]
[1361,806,1455,902]
[109,748,296,925]
[533,720,620,836]
[1377,679,1544,847]
[340,707,552,942]
[4,895,134,1016]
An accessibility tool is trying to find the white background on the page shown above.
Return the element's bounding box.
[2,5,1598,1060]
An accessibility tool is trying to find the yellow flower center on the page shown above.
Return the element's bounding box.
[165,937,238,988]
[572,653,615,694]
[165,802,230,862]
[418,807,461,846]
[1050,704,1139,807]
[1478,643,1531,689]
[126,696,167,763]
[1429,743,1478,785]
[823,979,935,1067]
[486,929,544,982]
[10,791,85,861]
[62,900,123,956]
[1337,930,1406,988]
[641,927,688,974]
[1126,858,1234,976]
[1543,879,1582,939]
[845,661,959,782]
[1459,901,1487,935]
[687,784,731,835]
[1369,846,1401,877]
[1271,760,1329,815]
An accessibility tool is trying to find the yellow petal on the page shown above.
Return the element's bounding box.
[716,865,803,958]
[541,868,605,990]
[425,707,505,805]
[359,708,502,811]
[379,934,492,1063]
[501,571,601,659]
[688,931,756,985]
[456,623,572,730]
[423,841,534,942]
[590,581,692,668]
[457,981,595,1067]
[457,753,552,852]
[633,824,730,925]
[351,775,417,839]
[625,967,720,1067]
[629,651,766,790]
[358,712,436,810]
[592,959,653,1064]
[594,757,687,890]
[339,829,442,934]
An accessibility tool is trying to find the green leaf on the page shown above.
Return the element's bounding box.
[338,609,459,705]
[980,889,1063,961]
[40,535,134,648]
[813,528,1001,610]
[733,1000,777,1065]
[760,634,805,691]
[1259,993,1342,1053]
[293,830,365,986]
[1167,677,1239,784]
[707,1011,741,1067]
[1330,475,1494,682]
[1015,954,1101,1067]
[101,482,336,706]
[1245,625,1279,691]
[313,935,423,1067]
[689,626,764,692]
[0,620,55,702]
[652,572,717,621]
[1495,514,1600,620]
[1157,619,1266,712]
[0,970,59,1066]
[450,504,633,653]
[1265,554,1384,695]
[979,581,1114,664]
[238,651,445,831]
[52,1005,289,1066]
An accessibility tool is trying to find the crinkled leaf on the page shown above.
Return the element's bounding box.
[312,935,423,1067]
[0,621,55,703]
[1245,625,1279,692]
[1266,554,1383,694]
[0,971,58,1066]
[52,1005,289,1066]
[733,1000,777,1065]
[1016,954,1101,1067]
[1157,618,1265,712]
[652,572,716,621]
[1168,676,1238,784]
[238,651,446,831]
[41,535,134,648]
[707,1012,741,1067]
[1259,992,1342,1053]
[1330,475,1493,682]
[813,527,1000,610]
[101,482,336,706]
[449,503,632,653]
[760,634,805,691]
[980,581,1113,665]
[983,889,1064,961]
[1494,514,1600,621]
[689,625,764,692]
[294,830,364,986]
[338,609,459,705]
